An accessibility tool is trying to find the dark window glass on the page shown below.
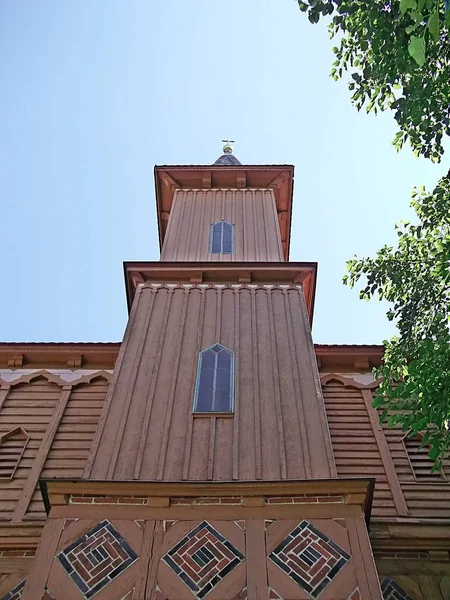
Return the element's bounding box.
[210,221,234,254]
[193,344,234,413]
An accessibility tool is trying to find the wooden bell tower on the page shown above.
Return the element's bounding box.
[23,147,383,599]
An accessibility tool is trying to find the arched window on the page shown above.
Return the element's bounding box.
[209,221,234,254]
[193,344,234,413]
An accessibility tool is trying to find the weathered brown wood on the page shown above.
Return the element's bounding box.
[135,520,164,599]
[246,519,269,600]
[46,478,372,499]
[0,386,11,414]
[13,386,72,521]
[50,503,362,521]
[21,517,64,600]
[361,389,409,517]
[83,283,144,478]
[158,292,190,481]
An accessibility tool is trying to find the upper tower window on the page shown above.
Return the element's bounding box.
[210,221,234,254]
[193,344,234,413]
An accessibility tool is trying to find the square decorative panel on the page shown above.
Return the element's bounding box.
[381,577,413,600]
[162,521,245,598]
[269,520,350,598]
[57,520,138,598]
[1,580,25,600]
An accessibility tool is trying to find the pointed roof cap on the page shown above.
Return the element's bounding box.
[213,140,241,166]
[214,153,242,166]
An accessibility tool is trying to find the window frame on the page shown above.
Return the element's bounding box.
[193,343,235,414]
[0,427,29,480]
[209,220,235,254]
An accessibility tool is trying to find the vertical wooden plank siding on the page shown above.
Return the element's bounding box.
[86,284,335,482]
[83,283,144,478]
[21,518,65,600]
[160,189,284,262]
[107,288,156,479]
[246,520,269,600]
[12,386,72,521]
[134,287,173,480]
[361,389,409,517]
[251,289,262,480]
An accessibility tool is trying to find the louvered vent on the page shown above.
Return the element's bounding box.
[404,434,445,482]
[0,427,29,479]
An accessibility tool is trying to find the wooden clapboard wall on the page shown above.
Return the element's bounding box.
[0,373,110,527]
[322,375,450,520]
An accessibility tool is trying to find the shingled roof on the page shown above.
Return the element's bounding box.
[213,153,242,166]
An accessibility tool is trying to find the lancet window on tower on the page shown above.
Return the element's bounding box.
[193,344,234,413]
[209,221,234,254]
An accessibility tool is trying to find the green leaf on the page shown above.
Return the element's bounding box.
[408,35,426,66]
[400,0,417,15]
[427,7,439,42]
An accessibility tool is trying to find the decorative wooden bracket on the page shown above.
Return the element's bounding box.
[237,272,252,283]
[67,355,83,368]
[7,354,23,368]
[189,272,203,284]
[202,172,212,189]
[236,174,247,189]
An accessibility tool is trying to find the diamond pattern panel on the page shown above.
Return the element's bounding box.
[57,520,138,598]
[1,580,25,600]
[269,520,350,599]
[381,577,413,600]
[162,521,245,598]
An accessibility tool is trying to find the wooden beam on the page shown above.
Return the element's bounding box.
[45,478,372,501]
[13,386,72,521]
[246,520,269,600]
[21,518,65,600]
[160,171,180,191]
[0,385,10,413]
[361,389,409,517]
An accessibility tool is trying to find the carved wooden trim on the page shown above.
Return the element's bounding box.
[13,386,72,521]
[321,373,381,390]
[71,371,112,386]
[1,371,66,387]
[361,389,409,517]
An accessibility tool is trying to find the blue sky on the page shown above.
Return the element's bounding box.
[0,1,447,344]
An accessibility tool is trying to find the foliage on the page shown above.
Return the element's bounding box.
[297,0,450,161]
[343,175,450,467]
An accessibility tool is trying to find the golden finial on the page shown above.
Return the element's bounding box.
[222,139,235,154]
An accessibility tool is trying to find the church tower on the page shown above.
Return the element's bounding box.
[22,147,383,599]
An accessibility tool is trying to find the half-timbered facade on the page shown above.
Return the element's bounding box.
[0,148,449,599]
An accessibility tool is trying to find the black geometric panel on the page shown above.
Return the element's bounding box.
[162,521,245,598]
[269,520,350,599]
[57,520,137,598]
[381,577,413,600]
